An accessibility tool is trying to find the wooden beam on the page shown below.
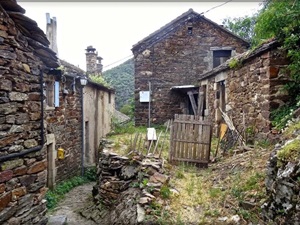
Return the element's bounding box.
[198,91,204,116]
[188,91,197,115]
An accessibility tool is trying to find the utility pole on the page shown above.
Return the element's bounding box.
[148,81,151,128]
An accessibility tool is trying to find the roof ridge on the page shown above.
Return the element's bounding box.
[132,8,199,50]
[131,8,249,53]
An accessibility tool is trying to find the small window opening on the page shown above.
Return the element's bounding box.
[213,50,232,68]
[188,27,193,35]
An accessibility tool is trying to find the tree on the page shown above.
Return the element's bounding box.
[254,0,300,128]
[254,0,300,98]
[222,14,258,44]
[103,59,134,110]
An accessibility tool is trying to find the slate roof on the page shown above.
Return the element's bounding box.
[114,110,131,124]
[1,0,59,68]
[132,8,249,54]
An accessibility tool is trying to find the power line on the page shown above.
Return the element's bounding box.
[103,54,133,69]
[103,1,233,69]
[200,0,233,15]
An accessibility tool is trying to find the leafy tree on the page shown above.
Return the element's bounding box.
[103,59,134,110]
[254,0,300,97]
[119,98,135,118]
[254,0,300,128]
[222,14,258,43]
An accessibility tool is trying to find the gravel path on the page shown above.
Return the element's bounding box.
[47,182,97,225]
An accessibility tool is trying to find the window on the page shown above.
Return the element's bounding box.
[44,81,60,108]
[188,27,193,35]
[213,50,232,68]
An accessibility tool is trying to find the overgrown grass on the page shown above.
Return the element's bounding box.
[167,147,268,224]
[46,167,97,210]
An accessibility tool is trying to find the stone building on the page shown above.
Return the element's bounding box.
[81,50,115,166]
[132,9,249,126]
[0,1,59,224]
[0,2,115,224]
[44,17,115,182]
[198,39,289,138]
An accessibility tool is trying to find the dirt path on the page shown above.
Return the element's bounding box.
[47,182,96,225]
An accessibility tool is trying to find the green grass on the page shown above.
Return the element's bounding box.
[46,167,97,210]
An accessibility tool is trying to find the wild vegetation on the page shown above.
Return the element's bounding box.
[101,122,275,224]
[45,167,96,210]
[103,58,134,111]
[89,74,110,87]
[222,13,258,44]
[224,0,300,130]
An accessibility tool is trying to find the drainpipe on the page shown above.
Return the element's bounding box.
[0,70,45,162]
[81,84,85,176]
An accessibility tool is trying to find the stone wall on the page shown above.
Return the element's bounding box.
[199,41,289,137]
[81,143,170,225]
[84,83,115,166]
[0,1,58,224]
[44,74,82,183]
[226,48,289,137]
[133,12,248,126]
[262,135,300,224]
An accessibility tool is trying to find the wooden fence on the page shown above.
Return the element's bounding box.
[169,114,212,167]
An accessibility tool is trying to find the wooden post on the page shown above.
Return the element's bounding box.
[187,91,197,115]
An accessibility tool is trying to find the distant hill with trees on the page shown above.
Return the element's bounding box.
[103,58,134,113]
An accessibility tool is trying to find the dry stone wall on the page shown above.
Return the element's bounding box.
[81,141,170,225]
[226,48,289,137]
[0,2,56,224]
[262,135,300,224]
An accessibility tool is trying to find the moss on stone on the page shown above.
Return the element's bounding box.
[277,139,300,162]
[228,58,242,69]
[284,121,300,139]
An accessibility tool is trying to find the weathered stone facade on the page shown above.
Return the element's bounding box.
[84,81,115,166]
[44,60,83,184]
[199,40,290,137]
[132,9,248,126]
[0,1,59,224]
[0,1,115,224]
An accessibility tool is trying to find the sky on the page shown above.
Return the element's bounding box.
[18,1,262,72]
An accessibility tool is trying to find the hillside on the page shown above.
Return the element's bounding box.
[103,58,134,110]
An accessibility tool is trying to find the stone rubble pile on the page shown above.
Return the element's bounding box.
[81,143,171,225]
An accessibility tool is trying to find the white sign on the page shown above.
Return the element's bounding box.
[139,91,150,102]
[147,128,157,141]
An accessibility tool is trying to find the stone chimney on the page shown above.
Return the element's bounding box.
[46,13,58,56]
[85,46,103,75]
[97,56,103,74]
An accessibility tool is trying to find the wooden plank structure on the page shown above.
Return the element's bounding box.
[169,114,212,167]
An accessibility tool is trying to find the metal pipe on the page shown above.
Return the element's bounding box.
[148,81,151,128]
[0,69,45,162]
[81,85,85,176]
